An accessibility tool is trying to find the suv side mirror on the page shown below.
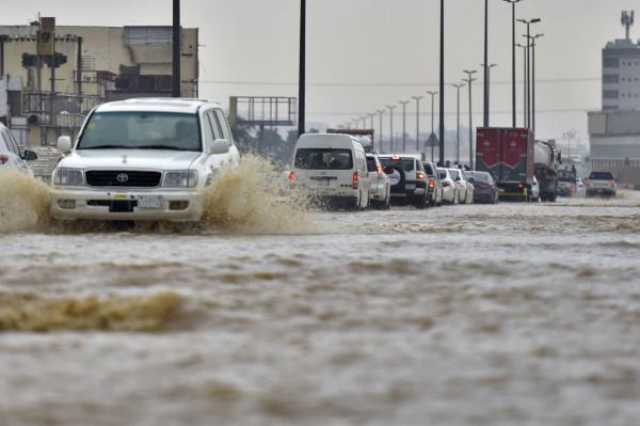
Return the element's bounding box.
[57,136,72,154]
[207,139,230,155]
[22,150,38,161]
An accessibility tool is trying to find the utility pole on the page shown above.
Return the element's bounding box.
[503,0,523,128]
[517,43,528,127]
[451,83,465,164]
[463,70,478,169]
[412,96,424,153]
[439,0,446,165]
[399,100,410,153]
[427,91,438,162]
[377,109,385,153]
[172,0,181,97]
[369,113,377,151]
[387,105,397,152]
[298,0,307,136]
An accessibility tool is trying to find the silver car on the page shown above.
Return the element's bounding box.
[0,123,38,176]
[366,154,391,209]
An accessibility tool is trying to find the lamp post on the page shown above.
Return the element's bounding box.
[503,0,523,128]
[172,0,181,97]
[298,0,307,136]
[426,91,438,162]
[412,96,424,153]
[483,0,489,128]
[518,18,541,130]
[377,109,385,152]
[526,33,544,135]
[463,69,478,169]
[439,0,446,165]
[369,113,377,151]
[399,100,410,153]
[451,83,465,164]
[387,105,397,152]
[516,43,528,127]
[480,63,498,127]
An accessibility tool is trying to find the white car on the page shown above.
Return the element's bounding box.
[50,98,241,222]
[0,123,38,175]
[530,176,541,202]
[290,133,371,209]
[366,154,391,209]
[437,168,457,204]
[449,168,474,204]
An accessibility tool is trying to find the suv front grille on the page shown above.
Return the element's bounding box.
[86,171,162,188]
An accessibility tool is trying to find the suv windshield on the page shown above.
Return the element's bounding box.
[295,149,353,170]
[589,171,614,180]
[380,158,415,172]
[78,112,201,151]
[423,163,435,175]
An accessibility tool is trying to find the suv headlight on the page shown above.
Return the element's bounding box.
[53,168,84,186]
[163,170,199,188]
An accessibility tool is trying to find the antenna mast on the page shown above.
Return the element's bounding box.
[622,10,635,40]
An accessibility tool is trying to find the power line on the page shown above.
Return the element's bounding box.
[306,107,597,116]
[200,77,600,88]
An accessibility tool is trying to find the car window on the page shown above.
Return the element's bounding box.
[437,169,448,180]
[589,171,614,180]
[1,130,19,155]
[214,110,234,144]
[450,170,460,180]
[424,163,435,175]
[78,111,201,151]
[366,157,377,172]
[379,158,415,172]
[295,149,354,170]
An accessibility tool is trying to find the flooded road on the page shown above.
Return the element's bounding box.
[1,191,640,425]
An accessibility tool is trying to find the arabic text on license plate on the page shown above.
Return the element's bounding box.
[405,184,416,190]
[137,196,163,209]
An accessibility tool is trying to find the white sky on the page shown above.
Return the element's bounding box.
[3,0,639,143]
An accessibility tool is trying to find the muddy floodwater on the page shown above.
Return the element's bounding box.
[1,190,640,425]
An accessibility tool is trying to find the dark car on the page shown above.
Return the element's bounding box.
[464,171,498,204]
[423,161,443,207]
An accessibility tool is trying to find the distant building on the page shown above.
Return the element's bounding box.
[589,11,640,188]
[0,20,199,147]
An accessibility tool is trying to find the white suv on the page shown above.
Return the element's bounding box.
[50,98,240,222]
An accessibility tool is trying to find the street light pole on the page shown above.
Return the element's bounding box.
[399,100,410,153]
[483,0,489,128]
[518,18,541,130]
[298,0,307,136]
[503,0,523,128]
[451,83,465,165]
[528,33,544,136]
[517,43,528,127]
[412,96,424,154]
[172,0,181,97]
[463,70,478,169]
[427,91,438,163]
[480,63,498,127]
[369,113,377,151]
[439,0,446,165]
[377,109,385,153]
[387,105,397,153]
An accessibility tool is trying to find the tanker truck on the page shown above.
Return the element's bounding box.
[534,140,560,202]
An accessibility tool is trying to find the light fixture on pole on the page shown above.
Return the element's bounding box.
[463,69,478,169]
[399,100,410,153]
[411,96,424,154]
[450,83,465,165]
[503,0,523,128]
[426,91,438,163]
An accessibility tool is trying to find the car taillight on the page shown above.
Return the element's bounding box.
[288,171,296,185]
[352,172,359,189]
[0,155,8,165]
[416,172,426,181]
[443,181,450,187]
[428,178,435,189]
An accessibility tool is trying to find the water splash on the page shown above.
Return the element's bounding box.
[0,170,51,233]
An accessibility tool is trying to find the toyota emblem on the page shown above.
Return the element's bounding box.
[116,173,129,184]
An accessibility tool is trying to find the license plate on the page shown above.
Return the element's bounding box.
[137,195,163,209]
[113,193,129,200]
[406,184,416,190]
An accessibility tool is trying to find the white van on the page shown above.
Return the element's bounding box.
[290,134,371,209]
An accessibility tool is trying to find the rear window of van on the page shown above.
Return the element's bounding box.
[295,149,354,170]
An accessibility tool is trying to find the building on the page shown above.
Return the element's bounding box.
[0,19,199,148]
[589,11,640,188]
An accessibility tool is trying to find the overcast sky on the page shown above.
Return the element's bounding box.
[3,0,639,144]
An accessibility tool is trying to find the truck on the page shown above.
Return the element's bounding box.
[476,128,559,202]
[534,140,560,202]
[476,128,535,201]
